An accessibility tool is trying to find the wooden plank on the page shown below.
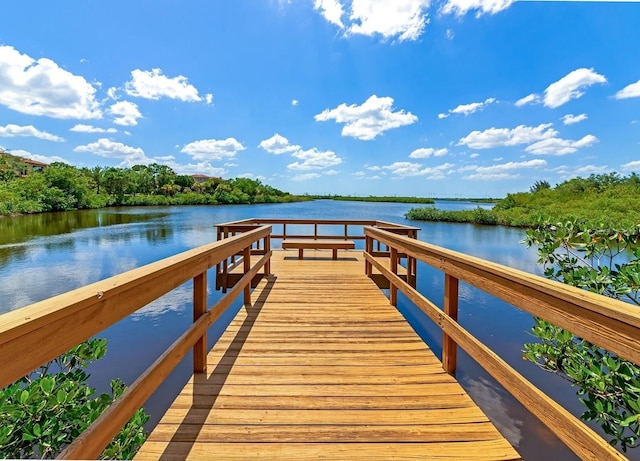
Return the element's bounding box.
[137,249,519,461]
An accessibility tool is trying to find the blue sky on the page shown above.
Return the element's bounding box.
[1,0,639,197]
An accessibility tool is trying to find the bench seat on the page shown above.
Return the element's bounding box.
[282,239,355,260]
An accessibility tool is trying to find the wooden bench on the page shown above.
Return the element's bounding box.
[282,239,355,260]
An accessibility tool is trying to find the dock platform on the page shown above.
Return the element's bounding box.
[135,250,520,460]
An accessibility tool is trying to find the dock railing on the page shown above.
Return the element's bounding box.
[364,226,640,461]
[215,218,420,290]
[0,225,272,459]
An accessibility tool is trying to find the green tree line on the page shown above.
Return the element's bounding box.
[406,172,640,228]
[0,153,307,215]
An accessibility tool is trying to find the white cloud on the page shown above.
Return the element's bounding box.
[458,123,556,149]
[160,160,227,177]
[463,159,546,180]
[525,134,598,155]
[73,138,150,164]
[446,29,454,40]
[181,138,246,161]
[0,124,64,142]
[324,169,339,175]
[311,0,430,41]
[348,0,430,42]
[287,148,342,170]
[515,93,540,107]
[0,45,101,119]
[470,153,480,159]
[621,160,640,172]
[561,113,587,125]
[125,68,205,102]
[409,147,448,158]
[314,0,345,28]
[10,149,69,164]
[383,161,454,178]
[443,98,496,117]
[258,133,301,154]
[315,95,417,140]
[292,99,299,106]
[70,124,117,134]
[552,164,610,178]
[292,172,322,181]
[543,68,607,108]
[108,101,142,126]
[615,80,640,99]
[441,0,515,17]
[205,94,213,104]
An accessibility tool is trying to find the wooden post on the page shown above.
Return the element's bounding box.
[193,272,207,374]
[443,274,459,375]
[365,235,372,276]
[265,235,271,276]
[243,246,251,306]
[390,247,398,307]
[314,223,318,240]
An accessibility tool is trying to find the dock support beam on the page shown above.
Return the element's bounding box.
[442,274,459,375]
[193,272,208,374]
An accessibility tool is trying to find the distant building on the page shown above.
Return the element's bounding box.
[192,174,212,183]
[21,158,48,176]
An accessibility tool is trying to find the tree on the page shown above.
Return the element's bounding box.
[0,339,148,459]
[529,180,550,193]
[523,221,640,451]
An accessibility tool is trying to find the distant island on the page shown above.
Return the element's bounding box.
[312,195,435,204]
[406,174,640,228]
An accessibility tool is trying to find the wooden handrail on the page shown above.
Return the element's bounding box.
[0,225,272,459]
[364,226,639,461]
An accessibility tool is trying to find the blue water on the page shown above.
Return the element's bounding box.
[0,200,614,460]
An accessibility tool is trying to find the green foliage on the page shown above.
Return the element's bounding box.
[0,339,148,459]
[407,173,640,228]
[0,159,306,215]
[522,221,640,451]
[313,195,435,204]
[404,206,497,225]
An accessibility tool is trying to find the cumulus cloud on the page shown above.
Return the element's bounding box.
[0,45,101,119]
[409,147,448,158]
[258,133,301,154]
[312,0,430,42]
[440,98,496,118]
[441,0,515,17]
[315,95,417,140]
[621,160,640,172]
[469,153,480,159]
[383,161,454,178]
[458,123,557,149]
[525,134,598,155]
[181,137,246,161]
[287,148,342,170]
[125,68,206,102]
[11,149,69,165]
[73,138,150,164]
[0,124,64,142]
[463,159,546,180]
[108,101,142,126]
[160,160,227,177]
[314,0,345,28]
[293,173,322,181]
[70,124,117,133]
[615,80,640,99]
[543,68,607,108]
[561,113,587,125]
[515,93,540,107]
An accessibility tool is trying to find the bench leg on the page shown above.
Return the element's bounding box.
[332,249,338,260]
[298,248,303,260]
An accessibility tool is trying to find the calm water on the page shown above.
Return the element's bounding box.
[0,200,627,460]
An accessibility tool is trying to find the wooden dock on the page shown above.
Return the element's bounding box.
[135,250,520,460]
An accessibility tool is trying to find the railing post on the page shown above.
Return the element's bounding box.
[193,272,207,374]
[365,234,372,276]
[265,234,271,276]
[243,246,251,306]
[390,247,398,306]
[443,274,459,375]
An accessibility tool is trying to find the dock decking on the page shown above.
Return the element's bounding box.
[135,250,520,460]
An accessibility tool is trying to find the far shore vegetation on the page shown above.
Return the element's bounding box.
[312,194,435,204]
[0,151,309,216]
[406,173,640,229]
